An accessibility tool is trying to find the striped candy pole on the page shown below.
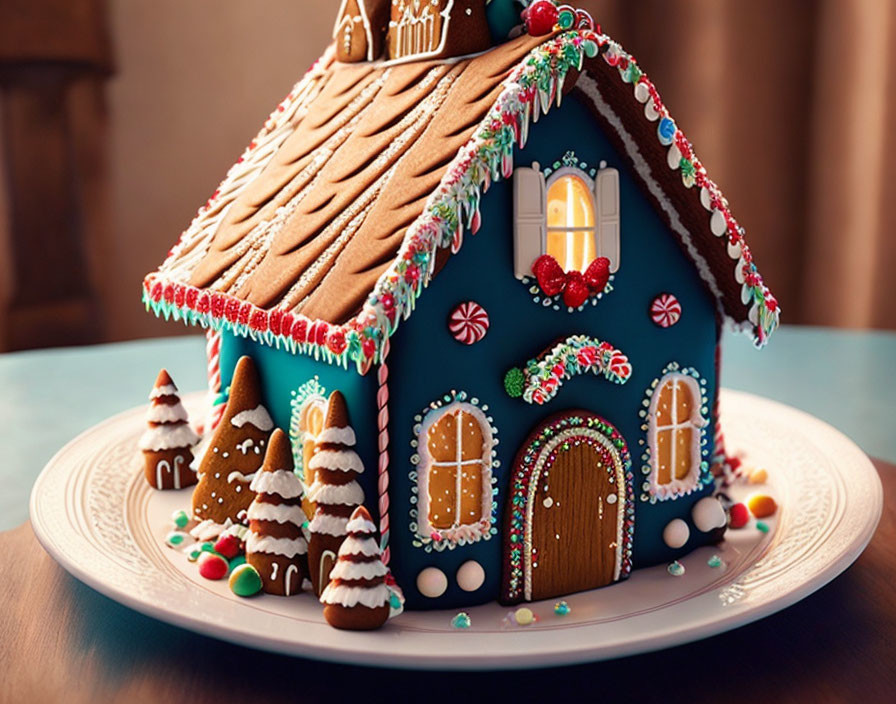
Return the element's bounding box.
[376,337,392,566]
[205,330,225,434]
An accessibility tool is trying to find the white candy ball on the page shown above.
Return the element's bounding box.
[456,560,485,592]
[663,518,690,549]
[692,497,727,533]
[417,567,448,598]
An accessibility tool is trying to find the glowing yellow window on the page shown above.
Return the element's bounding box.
[649,373,708,498]
[546,174,597,272]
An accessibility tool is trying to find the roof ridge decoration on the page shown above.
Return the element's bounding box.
[144,27,778,375]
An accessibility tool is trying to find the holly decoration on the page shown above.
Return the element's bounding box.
[531,254,611,308]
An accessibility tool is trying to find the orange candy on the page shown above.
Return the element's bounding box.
[747,494,777,519]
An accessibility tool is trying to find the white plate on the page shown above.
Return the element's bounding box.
[30,390,882,670]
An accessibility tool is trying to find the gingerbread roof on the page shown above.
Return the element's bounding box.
[144,27,778,373]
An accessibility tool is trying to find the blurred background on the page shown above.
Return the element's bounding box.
[0,0,893,352]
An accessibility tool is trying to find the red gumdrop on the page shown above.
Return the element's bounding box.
[198,552,229,580]
[526,1,560,36]
[214,534,241,560]
[728,503,749,529]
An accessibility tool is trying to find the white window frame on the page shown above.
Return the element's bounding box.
[513,161,620,280]
[647,373,708,499]
[416,401,493,543]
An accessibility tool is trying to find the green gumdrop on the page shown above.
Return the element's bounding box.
[229,555,247,571]
[200,542,215,553]
[756,521,770,534]
[504,367,525,398]
[229,563,263,597]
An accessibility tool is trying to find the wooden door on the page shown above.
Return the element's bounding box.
[502,411,632,604]
[530,441,619,599]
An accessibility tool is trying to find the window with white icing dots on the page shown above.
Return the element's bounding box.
[416,401,494,545]
[513,161,620,278]
[648,373,708,499]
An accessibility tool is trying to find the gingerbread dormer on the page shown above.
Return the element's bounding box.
[387,0,492,61]
[334,0,391,63]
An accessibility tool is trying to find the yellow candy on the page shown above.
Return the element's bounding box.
[748,468,768,484]
[747,494,777,518]
[514,607,535,626]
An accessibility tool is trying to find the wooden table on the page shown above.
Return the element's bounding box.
[1,459,892,703]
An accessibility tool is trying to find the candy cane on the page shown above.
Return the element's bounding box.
[376,337,391,566]
[205,330,225,433]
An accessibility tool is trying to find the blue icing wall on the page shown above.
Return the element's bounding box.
[219,333,381,510]
[386,92,719,610]
[216,91,720,612]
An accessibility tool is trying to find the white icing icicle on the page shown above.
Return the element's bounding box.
[231,404,274,431]
[328,558,387,581]
[337,535,380,557]
[249,469,304,498]
[247,501,307,526]
[315,426,356,446]
[246,533,307,557]
[149,384,179,400]
[307,480,364,506]
[344,513,377,534]
[145,401,188,424]
[138,423,200,452]
[320,582,390,609]
[190,518,231,541]
[308,449,363,473]
[308,513,349,537]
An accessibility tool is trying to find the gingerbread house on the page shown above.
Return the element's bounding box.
[143,1,778,610]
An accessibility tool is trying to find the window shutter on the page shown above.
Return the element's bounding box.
[513,164,546,279]
[595,167,620,272]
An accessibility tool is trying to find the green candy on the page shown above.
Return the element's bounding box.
[229,555,247,571]
[164,531,189,548]
[171,509,189,529]
[228,563,263,597]
[756,521,770,534]
[450,612,472,629]
[504,367,525,398]
[200,542,215,553]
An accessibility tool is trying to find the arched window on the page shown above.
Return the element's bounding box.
[648,373,707,499]
[513,160,620,280]
[416,401,494,545]
[546,173,596,272]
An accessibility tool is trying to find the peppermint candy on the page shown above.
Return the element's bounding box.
[650,293,682,328]
[448,301,489,345]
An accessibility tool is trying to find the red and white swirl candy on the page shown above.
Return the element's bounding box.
[650,293,682,328]
[449,301,490,345]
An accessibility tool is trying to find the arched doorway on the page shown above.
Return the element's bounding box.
[501,411,634,604]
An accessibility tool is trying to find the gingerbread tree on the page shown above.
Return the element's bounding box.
[321,506,390,630]
[307,390,365,595]
[191,356,274,525]
[138,369,200,490]
[246,429,308,596]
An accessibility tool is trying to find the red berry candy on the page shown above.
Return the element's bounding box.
[728,503,750,529]
[198,552,229,580]
[562,271,590,308]
[213,534,241,560]
[526,1,559,36]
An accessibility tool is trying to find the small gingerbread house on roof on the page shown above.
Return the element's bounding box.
[144,1,778,611]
